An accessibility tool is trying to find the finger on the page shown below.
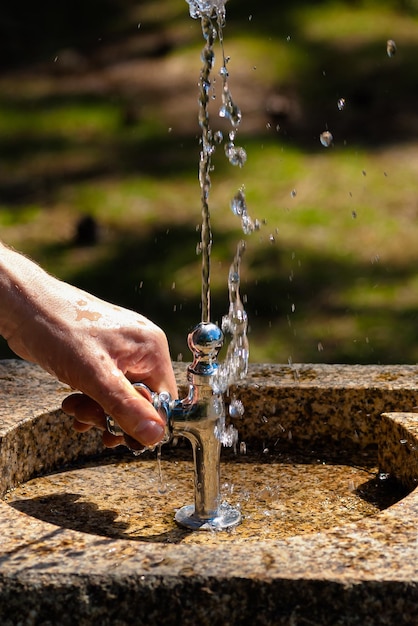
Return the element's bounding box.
[62,393,106,429]
[63,387,162,448]
[62,392,85,416]
[72,418,93,433]
[153,366,178,399]
[72,414,127,449]
[125,334,178,400]
[102,430,125,448]
[123,434,146,453]
[99,377,167,447]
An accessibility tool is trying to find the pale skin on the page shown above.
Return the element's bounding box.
[0,242,177,449]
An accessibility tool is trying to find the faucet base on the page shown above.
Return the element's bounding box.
[175,503,242,531]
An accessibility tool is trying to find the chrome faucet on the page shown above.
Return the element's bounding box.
[107,320,242,531]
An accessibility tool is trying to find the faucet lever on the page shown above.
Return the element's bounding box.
[105,382,172,454]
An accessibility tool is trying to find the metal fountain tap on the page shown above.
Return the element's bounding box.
[107,320,242,531]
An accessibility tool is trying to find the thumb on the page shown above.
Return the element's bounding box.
[99,378,167,447]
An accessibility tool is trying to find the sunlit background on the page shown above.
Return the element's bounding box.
[1,0,418,364]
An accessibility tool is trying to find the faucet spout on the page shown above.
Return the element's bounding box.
[169,322,241,530]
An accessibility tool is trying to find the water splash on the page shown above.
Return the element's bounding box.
[337,98,346,111]
[231,188,259,235]
[229,397,245,418]
[214,240,249,394]
[386,39,397,58]
[186,0,227,21]
[320,130,333,147]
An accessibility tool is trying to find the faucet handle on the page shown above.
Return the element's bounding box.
[105,382,172,455]
[187,321,223,377]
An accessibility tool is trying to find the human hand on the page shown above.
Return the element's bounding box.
[0,245,177,449]
[59,302,177,450]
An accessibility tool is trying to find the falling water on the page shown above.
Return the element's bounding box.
[197,13,217,323]
[187,0,255,395]
[214,240,249,394]
[188,0,250,333]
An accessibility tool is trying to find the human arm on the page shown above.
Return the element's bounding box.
[0,242,177,448]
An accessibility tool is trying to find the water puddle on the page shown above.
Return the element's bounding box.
[3,448,407,545]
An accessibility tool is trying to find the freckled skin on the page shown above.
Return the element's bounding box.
[0,242,178,448]
[75,309,102,322]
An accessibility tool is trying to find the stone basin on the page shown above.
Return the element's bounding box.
[1,359,418,625]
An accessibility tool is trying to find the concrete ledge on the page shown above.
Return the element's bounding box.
[1,359,418,625]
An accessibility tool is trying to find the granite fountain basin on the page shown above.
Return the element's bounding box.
[1,358,418,625]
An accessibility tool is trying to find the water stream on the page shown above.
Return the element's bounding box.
[189,0,258,391]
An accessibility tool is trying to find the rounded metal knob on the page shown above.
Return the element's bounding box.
[187,321,223,377]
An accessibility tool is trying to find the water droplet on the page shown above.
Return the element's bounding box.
[231,189,246,216]
[219,97,242,127]
[213,396,223,416]
[320,131,333,147]
[387,39,397,58]
[337,98,346,111]
[216,423,239,447]
[187,0,226,19]
[225,144,247,167]
[400,439,408,444]
[214,130,223,143]
[229,398,245,418]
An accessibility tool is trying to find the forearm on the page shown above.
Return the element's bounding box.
[0,242,70,366]
[0,243,46,342]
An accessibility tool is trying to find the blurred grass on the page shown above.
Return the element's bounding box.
[1,0,418,364]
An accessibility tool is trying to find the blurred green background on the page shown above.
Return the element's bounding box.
[1,0,418,364]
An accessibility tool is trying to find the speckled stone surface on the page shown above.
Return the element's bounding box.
[1,359,418,625]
